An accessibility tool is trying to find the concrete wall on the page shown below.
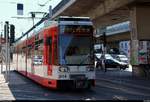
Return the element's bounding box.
[136,6,150,40]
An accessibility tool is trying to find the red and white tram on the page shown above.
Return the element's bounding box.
[13,16,95,89]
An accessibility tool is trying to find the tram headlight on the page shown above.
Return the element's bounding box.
[59,66,70,72]
[86,66,95,71]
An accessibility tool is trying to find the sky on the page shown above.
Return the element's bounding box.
[0,0,62,39]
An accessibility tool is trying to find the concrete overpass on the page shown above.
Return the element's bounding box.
[52,0,132,27]
[52,0,150,78]
[52,0,149,27]
[96,21,130,43]
[52,0,150,39]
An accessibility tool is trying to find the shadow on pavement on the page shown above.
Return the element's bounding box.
[1,69,150,100]
[96,68,150,92]
[1,71,94,100]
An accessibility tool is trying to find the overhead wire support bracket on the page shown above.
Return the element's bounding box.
[15,13,49,43]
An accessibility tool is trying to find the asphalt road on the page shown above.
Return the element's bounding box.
[0,68,150,100]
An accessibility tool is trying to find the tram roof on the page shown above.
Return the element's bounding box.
[15,16,92,44]
[58,16,90,19]
[56,16,91,21]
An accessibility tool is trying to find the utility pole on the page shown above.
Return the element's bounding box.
[0,36,2,74]
[103,32,107,72]
[100,26,107,72]
[30,12,35,26]
[0,36,2,73]
[29,12,47,26]
[0,22,3,74]
[5,21,9,82]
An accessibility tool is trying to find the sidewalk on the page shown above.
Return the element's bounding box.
[0,73,5,84]
[0,73,15,100]
[0,65,16,100]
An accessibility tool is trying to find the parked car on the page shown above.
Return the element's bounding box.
[95,54,128,70]
[115,55,129,64]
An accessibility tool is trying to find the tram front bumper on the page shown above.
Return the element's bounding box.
[57,79,95,89]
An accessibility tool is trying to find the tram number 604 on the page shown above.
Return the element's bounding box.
[59,74,67,78]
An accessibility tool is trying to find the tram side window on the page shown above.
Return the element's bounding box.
[54,36,58,65]
[34,40,43,65]
[46,37,52,64]
[22,47,26,57]
[27,45,32,59]
[17,47,21,62]
[46,37,52,45]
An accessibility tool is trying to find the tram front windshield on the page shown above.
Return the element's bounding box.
[59,35,93,65]
[59,26,93,65]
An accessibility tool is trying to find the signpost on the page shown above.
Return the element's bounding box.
[102,32,107,72]
[100,26,107,72]
[0,37,3,74]
[4,21,11,83]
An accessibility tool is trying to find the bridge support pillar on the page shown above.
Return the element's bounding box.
[130,5,150,78]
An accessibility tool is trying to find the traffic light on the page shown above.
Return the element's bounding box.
[10,24,15,44]
[4,24,6,39]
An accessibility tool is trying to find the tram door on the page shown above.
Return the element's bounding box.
[33,39,44,76]
[27,44,33,75]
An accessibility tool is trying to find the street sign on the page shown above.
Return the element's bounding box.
[17,3,24,15]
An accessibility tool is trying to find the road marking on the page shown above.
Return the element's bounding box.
[113,95,127,100]
[96,81,150,96]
